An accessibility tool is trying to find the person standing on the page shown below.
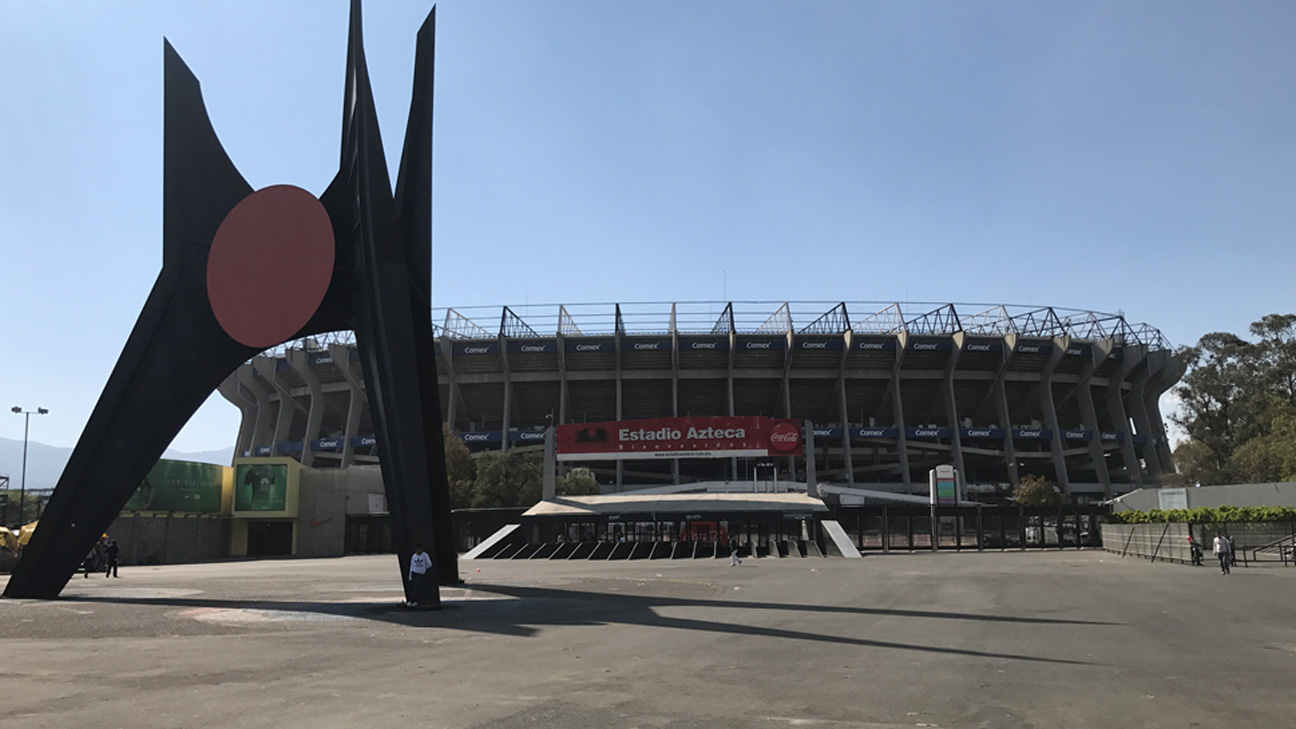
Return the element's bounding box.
[104,540,120,578]
[407,544,432,607]
[1213,532,1231,574]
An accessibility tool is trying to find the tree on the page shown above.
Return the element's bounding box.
[1171,313,1296,485]
[556,467,601,496]
[470,450,543,508]
[1012,474,1060,507]
[442,424,476,509]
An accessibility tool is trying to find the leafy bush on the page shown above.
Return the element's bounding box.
[1108,505,1296,523]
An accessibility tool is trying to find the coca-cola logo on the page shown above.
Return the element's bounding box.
[769,423,800,452]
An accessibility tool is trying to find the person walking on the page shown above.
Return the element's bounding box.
[1213,532,1232,574]
[104,540,120,578]
[729,541,742,567]
[1188,535,1203,566]
[407,544,432,607]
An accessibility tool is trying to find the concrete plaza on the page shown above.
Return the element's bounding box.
[1,551,1292,728]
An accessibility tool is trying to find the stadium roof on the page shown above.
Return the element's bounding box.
[270,301,1173,355]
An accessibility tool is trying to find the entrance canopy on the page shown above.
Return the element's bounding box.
[523,493,828,519]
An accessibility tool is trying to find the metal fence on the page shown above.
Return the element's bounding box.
[830,505,1106,552]
[1102,520,1296,566]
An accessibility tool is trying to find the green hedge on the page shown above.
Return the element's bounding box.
[1108,505,1296,524]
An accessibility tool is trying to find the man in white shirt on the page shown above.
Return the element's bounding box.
[407,544,433,606]
[1212,532,1231,574]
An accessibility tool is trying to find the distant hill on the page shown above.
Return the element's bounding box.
[0,438,234,491]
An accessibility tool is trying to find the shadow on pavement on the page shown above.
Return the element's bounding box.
[69,580,1107,666]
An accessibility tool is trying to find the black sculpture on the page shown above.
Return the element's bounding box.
[4,1,455,605]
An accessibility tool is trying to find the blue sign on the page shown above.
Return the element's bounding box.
[311,438,344,451]
[795,338,844,351]
[276,441,304,453]
[350,436,378,448]
[1132,434,1148,445]
[1100,432,1123,443]
[1015,343,1053,355]
[240,449,252,458]
[853,427,900,439]
[254,445,272,456]
[348,350,360,363]
[679,338,730,352]
[1065,345,1091,357]
[907,339,952,352]
[453,341,499,356]
[1011,428,1053,440]
[907,427,951,439]
[565,340,614,353]
[963,341,1003,353]
[854,338,897,352]
[509,430,548,443]
[621,339,672,353]
[813,427,843,438]
[308,353,334,367]
[459,431,503,444]
[737,338,786,351]
[506,340,556,355]
[1062,430,1092,441]
[960,428,1005,439]
[275,359,291,372]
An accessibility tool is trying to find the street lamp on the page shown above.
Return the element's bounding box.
[11,406,49,525]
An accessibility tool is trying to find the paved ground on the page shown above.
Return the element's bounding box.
[1,550,1293,729]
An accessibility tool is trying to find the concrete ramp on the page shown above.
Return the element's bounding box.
[462,524,520,560]
[820,520,861,558]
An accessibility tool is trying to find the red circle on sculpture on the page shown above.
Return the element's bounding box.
[207,185,335,348]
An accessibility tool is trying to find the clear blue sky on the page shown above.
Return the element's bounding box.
[2,1,1294,455]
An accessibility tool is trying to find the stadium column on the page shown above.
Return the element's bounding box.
[615,330,624,488]
[1038,337,1069,490]
[728,329,738,481]
[254,356,304,454]
[216,373,257,457]
[236,365,275,456]
[1074,340,1114,495]
[328,342,365,468]
[837,332,854,487]
[1146,354,1185,478]
[1105,345,1147,487]
[437,337,462,433]
[500,334,511,454]
[670,326,680,485]
[994,335,1020,486]
[286,349,325,468]
[945,333,966,482]
[1127,349,1167,483]
[890,332,912,490]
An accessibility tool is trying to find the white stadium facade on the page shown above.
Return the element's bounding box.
[219,301,1183,502]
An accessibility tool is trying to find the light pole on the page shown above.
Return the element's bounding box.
[11,406,49,525]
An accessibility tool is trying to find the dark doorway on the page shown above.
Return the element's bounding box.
[247,521,294,557]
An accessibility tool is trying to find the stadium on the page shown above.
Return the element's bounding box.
[218,301,1183,503]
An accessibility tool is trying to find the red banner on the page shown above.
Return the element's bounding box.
[556,416,803,461]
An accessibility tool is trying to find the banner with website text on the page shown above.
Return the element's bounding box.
[556,416,803,461]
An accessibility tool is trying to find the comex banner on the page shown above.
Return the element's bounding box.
[556,416,803,461]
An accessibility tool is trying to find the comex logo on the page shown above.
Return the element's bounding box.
[800,341,828,349]
[745,341,774,349]
[634,342,662,350]
[520,344,548,353]
[462,346,490,354]
[691,341,719,350]
[911,342,939,350]
[575,343,603,352]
